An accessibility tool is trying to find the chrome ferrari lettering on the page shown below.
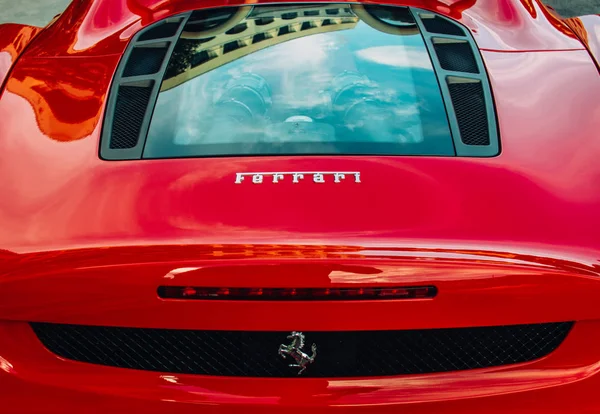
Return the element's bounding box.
[278,331,317,375]
[235,172,361,184]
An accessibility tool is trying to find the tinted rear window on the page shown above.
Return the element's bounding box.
[143,4,455,158]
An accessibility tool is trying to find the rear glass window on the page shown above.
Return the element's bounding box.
[144,4,455,158]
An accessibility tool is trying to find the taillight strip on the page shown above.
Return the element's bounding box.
[158,286,437,301]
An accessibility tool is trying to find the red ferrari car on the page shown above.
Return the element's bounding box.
[1,0,600,412]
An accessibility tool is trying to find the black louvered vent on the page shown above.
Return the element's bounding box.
[421,16,465,36]
[138,22,181,41]
[448,81,490,146]
[32,322,572,378]
[414,8,499,155]
[433,41,479,74]
[123,47,168,77]
[101,14,198,159]
[109,83,154,149]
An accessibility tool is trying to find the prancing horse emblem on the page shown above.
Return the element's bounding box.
[278,331,317,375]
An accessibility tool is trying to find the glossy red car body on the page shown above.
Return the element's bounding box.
[1,0,600,412]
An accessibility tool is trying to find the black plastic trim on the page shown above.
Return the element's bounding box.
[412,9,499,157]
[100,15,191,160]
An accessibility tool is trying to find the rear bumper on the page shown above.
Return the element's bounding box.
[3,248,600,412]
[3,320,600,413]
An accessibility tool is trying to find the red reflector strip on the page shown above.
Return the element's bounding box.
[158,286,437,300]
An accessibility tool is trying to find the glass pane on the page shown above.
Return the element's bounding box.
[144,4,455,158]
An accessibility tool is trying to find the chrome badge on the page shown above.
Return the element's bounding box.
[278,331,317,375]
[235,171,361,184]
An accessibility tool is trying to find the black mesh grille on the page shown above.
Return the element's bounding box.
[433,41,479,74]
[422,16,465,36]
[138,22,181,41]
[448,81,490,146]
[31,322,572,377]
[109,84,154,149]
[123,47,168,77]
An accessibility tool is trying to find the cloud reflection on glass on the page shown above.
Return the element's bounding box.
[144,5,454,158]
